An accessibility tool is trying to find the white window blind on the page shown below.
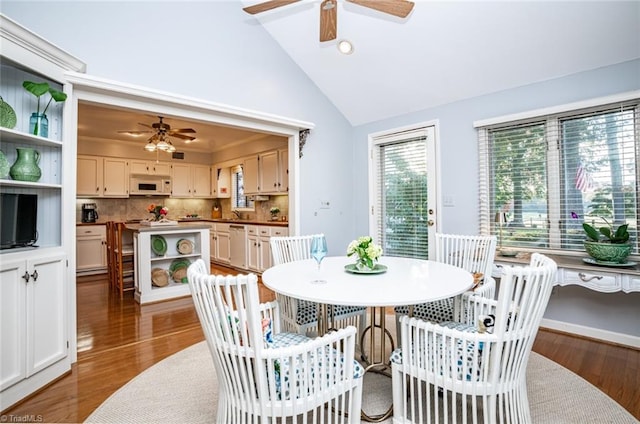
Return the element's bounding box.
[478,99,639,255]
[231,165,254,210]
[373,130,429,259]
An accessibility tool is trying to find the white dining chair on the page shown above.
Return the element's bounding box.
[390,253,557,423]
[394,233,497,338]
[270,234,367,338]
[187,259,364,423]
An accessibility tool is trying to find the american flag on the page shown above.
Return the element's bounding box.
[575,163,593,193]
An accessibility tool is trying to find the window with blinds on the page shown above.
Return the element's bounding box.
[372,130,429,259]
[231,165,254,210]
[477,98,639,255]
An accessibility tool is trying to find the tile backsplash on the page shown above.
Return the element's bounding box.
[76,196,288,223]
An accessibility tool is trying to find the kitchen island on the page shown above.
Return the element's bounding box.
[125,223,211,304]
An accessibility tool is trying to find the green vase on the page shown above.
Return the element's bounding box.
[0,150,10,178]
[9,148,41,182]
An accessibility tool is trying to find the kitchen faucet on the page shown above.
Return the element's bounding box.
[232,210,242,220]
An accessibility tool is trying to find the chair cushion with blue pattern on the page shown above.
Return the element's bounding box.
[393,298,454,323]
[296,300,366,326]
[390,321,482,382]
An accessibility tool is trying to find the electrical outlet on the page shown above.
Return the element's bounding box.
[320,200,330,209]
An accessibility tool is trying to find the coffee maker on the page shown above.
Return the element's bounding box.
[81,203,99,223]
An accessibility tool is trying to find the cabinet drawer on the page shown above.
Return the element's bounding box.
[560,268,621,292]
[270,227,289,237]
[259,227,270,237]
[77,225,106,237]
[247,226,258,236]
[215,223,230,233]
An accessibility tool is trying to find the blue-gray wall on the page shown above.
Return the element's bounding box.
[4,2,639,339]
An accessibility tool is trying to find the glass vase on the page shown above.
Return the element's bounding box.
[29,113,48,137]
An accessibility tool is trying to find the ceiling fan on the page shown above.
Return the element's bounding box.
[243,0,415,42]
[118,116,197,152]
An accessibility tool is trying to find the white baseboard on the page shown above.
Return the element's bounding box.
[540,318,640,349]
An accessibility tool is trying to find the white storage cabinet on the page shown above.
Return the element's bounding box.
[0,15,85,411]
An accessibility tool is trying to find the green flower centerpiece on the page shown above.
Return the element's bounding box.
[582,217,631,264]
[22,80,67,137]
[347,236,383,271]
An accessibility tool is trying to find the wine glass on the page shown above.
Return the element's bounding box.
[310,235,328,284]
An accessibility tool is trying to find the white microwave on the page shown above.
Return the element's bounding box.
[130,176,171,195]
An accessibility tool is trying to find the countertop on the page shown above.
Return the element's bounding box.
[77,218,289,227]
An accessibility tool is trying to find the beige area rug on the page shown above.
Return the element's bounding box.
[86,340,638,424]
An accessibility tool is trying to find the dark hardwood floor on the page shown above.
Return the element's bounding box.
[3,265,639,422]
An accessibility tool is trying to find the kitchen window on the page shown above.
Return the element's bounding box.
[231,165,254,211]
[476,94,639,256]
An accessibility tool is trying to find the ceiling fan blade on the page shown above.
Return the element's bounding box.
[117,130,152,135]
[138,122,154,129]
[170,128,196,134]
[243,0,301,14]
[170,133,196,141]
[320,0,337,42]
[346,0,414,18]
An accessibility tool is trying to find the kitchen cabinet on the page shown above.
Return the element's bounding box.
[0,253,69,411]
[247,225,289,272]
[0,16,84,411]
[171,163,212,198]
[212,166,231,198]
[243,156,259,194]
[243,149,288,195]
[76,225,107,275]
[77,155,129,197]
[210,223,230,265]
[229,224,247,269]
[133,224,210,304]
[130,160,171,176]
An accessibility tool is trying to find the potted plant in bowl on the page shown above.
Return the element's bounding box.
[22,80,67,137]
[582,218,631,264]
[269,207,280,221]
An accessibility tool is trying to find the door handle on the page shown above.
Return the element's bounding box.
[22,271,30,282]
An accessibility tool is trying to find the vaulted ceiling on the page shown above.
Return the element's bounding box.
[77,1,639,152]
[241,0,640,125]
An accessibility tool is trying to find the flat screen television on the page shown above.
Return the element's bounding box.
[0,193,38,249]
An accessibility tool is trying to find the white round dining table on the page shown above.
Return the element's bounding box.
[262,256,473,422]
[261,255,474,308]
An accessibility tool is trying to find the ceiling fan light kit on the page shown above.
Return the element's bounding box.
[120,116,194,154]
[243,0,414,42]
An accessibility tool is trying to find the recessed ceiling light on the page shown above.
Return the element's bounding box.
[338,40,354,55]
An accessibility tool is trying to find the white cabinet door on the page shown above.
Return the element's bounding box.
[191,165,211,198]
[243,156,259,194]
[171,164,192,197]
[259,235,272,271]
[28,254,67,375]
[210,231,218,263]
[77,156,102,197]
[0,258,27,391]
[247,234,260,272]
[76,225,107,273]
[217,231,231,265]
[260,151,279,193]
[103,158,129,197]
[0,254,67,392]
[279,149,288,193]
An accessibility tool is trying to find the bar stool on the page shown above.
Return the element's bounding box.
[111,222,135,299]
[105,221,116,290]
